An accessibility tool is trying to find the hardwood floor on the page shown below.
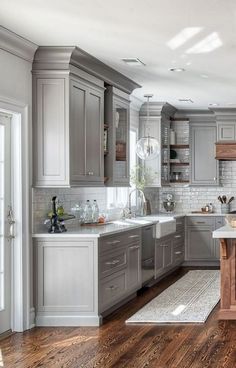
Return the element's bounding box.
[1,267,236,368]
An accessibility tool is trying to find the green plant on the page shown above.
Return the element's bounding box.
[130,164,157,190]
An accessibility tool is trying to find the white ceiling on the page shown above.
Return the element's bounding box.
[1,0,236,109]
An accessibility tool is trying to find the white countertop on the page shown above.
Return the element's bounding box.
[213,225,236,239]
[32,217,159,239]
[32,212,225,239]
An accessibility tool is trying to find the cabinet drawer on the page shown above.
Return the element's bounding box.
[99,269,127,311]
[173,245,184,264]
[99,229,141,253]
[176,217,185,230]
[173,231,184,247]
[100,249,127,278]
[187,216,214,227]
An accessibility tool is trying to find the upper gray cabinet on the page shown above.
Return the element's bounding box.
[104,86,130,186]
[33,72,105,187]
[217,122,236,141]
[139,102,176,187]
[190,122,218,186]
[211,108,236,142]
[32,47,140,188]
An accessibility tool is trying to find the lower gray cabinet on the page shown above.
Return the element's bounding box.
[155,238,172,278]
[98,229,141,313]
[127,243,141,291]
[186,226,215,260]
[185,216,223,263]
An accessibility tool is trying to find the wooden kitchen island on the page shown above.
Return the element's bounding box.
[213,225,236,319]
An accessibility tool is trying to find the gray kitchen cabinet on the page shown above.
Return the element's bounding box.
[127,243,141,291]
[214,217,225,258]
[32,46,140,188]
[70,77,104,185]
[186,226,215,260]
[155,217,185,278]
[217,122,236,141]
[190,123,218,185]
[104,86,130,186]
[139,116,161,187]
[33,72,104,187]
[185,216,222,264]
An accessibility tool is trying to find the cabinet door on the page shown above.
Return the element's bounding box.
[70,78,104,185]
[155,241,164,278]
[217,122,236,141]
[139,117,161,187]
[186,226,215,260]
[113,97,130,185]
[162,238,172,268]
[34,78,69,187]
[86,87,104,183]
[127,244,141,291]
[190,125,218,185]
[155,238,172,278]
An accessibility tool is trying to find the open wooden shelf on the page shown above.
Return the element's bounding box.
[170,180,189,183]
[170,144,189,149]
[170,162,189,166]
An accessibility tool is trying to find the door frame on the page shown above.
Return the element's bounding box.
[0,95,32,332]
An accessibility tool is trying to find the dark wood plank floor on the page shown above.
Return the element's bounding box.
[1,267,236,368]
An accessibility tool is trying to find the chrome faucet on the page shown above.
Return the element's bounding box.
[127,188,148,218]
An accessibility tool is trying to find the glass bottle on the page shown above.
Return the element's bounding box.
[92,200,99,223]
[84,200,93,223]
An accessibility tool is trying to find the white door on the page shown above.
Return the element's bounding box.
[0,113,12,334]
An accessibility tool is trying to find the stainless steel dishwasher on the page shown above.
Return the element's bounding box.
[141,225,155,285]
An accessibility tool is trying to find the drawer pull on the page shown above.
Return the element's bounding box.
[129,245,140,250]
[87,171,94,176]
[177,222,183,226]
[160,244,168,247]
[106,240,121,245]
[175,251,182,255]
[175,235,182,239]
[105,260,120,266]
[196,221,205,224]
[106,285,119,291]
[129,235,140,239]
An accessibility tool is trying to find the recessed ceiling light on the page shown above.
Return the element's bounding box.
[209,103,219,106]
[169,67,185,72]
[200,74,209,78]
[121,58,146,66]
[179,98,194,103]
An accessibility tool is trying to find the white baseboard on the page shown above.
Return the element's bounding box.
[36,314,102,327]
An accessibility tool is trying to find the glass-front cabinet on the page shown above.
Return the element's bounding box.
[104,86,130,186]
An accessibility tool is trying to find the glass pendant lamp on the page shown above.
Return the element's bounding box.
[136,94,160,160]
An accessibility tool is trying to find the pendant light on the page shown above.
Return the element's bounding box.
[136,94,160,160]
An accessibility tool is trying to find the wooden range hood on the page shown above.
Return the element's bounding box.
[215,142,236,160]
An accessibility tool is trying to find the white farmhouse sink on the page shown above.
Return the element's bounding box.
[142,215,176,238]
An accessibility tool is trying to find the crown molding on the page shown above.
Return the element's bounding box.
[0,26,37,62]
[33,46,141,94]
[139,101,177,118]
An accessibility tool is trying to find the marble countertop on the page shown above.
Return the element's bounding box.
[213,225,236,239]
[32,212,226,239]
[32,217,160,239]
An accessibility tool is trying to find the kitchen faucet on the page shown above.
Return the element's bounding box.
[126,188,148,218]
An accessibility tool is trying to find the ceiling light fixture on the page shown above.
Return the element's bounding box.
[169,67,185,72]
[209,103,219,107]
[178,98,194,103]
[136,94,160,161]
[121,58,146,66]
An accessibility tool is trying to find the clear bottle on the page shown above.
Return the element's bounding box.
[92,200,99,223]
[84,200,93,223]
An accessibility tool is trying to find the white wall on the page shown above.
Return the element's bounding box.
[0,29,37,328]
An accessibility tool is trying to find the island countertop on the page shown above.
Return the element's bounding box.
[212,225,236,239]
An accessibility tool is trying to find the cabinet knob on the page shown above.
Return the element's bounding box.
[214,177,217,181]
[87,171,94,176]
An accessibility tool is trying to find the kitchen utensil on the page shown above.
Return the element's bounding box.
[228,196,235,204]
[163,200,176,212]
[221,203,230,214]
[218,196,223,204]
[222,195,227,203]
